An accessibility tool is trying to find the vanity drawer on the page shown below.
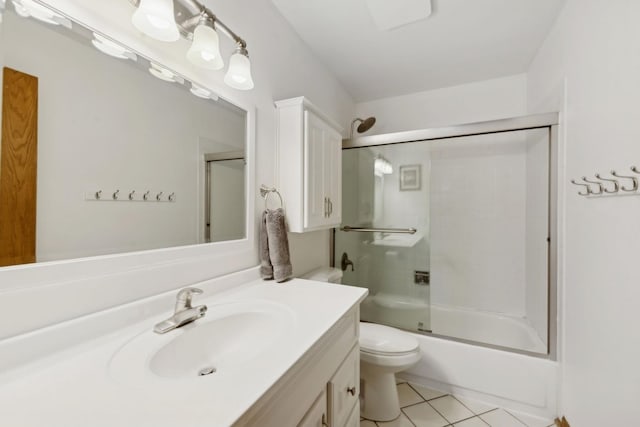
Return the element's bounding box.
[328,344,360,427]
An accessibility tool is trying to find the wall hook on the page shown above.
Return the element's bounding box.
[570,179,591,196]
[95,190,102,200]
[128,190,136,201]
[594,173,619,194]
[581,176,603,195]
[168,192,175,202]
[143,190,150,201]
[611,170,638,192]
[156,191,164,201]
[112,189,120,200]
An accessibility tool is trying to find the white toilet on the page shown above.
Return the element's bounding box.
[301,268,422,422]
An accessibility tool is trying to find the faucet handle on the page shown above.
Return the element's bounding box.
[175,287,204,312]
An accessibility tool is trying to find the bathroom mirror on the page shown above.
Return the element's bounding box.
[0,3,248,267]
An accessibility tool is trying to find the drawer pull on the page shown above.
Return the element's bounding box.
[347,386,356,396]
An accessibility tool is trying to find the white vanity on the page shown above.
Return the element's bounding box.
[0,268,367,427]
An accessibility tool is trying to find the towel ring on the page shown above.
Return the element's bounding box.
[260,185,283,209]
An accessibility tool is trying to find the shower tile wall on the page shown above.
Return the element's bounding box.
[429,129,549,345]
[430,132,528,316]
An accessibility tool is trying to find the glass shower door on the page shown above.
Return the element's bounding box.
[334,127,550,354]
[336,146,432,333]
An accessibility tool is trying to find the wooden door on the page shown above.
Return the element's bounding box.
[0,67,39,266]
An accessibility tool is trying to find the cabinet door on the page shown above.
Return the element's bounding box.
[304,110,327,229]
[298,389,328,427]
[328,345,360,427]
[324,125,342,227]
[343,404,360,427]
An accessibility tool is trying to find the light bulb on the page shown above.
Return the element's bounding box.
[131,0,179,42]
[186,23,223,70]
[224,47,254,90]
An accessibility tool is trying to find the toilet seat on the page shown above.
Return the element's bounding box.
[359,322,419,356]
[360,348,421,368]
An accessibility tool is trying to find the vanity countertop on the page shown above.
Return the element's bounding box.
[0,272,367,427]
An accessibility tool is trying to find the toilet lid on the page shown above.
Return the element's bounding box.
[359,322,419,356]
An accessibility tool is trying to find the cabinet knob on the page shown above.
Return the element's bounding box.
[347,386,356,396]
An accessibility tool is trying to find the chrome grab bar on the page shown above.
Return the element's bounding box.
[340,226,417,234]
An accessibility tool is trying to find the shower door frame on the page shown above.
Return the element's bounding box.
[332,113,560,360]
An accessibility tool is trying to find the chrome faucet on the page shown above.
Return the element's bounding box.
[153,287,208,334]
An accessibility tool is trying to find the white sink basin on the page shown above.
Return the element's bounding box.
[108,300,296,384]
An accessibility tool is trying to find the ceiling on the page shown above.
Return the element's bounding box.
[271,0,566,102]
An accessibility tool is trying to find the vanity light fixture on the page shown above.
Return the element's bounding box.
[148,62,183,83]
[190,82,219,101]
[11,0,71,28]
[92,33,137,61]
[224,44,254,90]
[132,0,180,42]
[130,0,254,90]
[186,13,223,70]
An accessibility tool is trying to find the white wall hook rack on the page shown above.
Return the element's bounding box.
[570,165,640,197]
[85,190,176,202]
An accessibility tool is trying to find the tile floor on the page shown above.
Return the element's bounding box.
[361,382,555,427]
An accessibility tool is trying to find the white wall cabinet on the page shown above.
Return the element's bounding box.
[276,97,343,233]
[238,307,360,426]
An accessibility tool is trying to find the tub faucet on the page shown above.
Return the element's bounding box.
[153,287,208,334]
[341,252,355,272]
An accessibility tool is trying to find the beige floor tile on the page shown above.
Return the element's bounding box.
[397,382,425,407]
[454,416,490,426]
[409,383,448,401]
[506,410,554,427]
[480,409,526,427]
[377,413,416,427]
[454,396,498,415]
[361,420,377,427]
[402,402,449,427]
[429,395,474,423]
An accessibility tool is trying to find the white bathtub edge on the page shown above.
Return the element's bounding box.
[400,333,558,418]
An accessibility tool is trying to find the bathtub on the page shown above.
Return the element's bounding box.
[361,293,558,417]
[431,305,546,353]
[401,332,558,418]
[361,293,546,353]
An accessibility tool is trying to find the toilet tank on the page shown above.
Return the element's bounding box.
[301,267,343,284]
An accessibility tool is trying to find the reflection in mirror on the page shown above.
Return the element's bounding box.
[0,2,248,267]
[204,152,245,243]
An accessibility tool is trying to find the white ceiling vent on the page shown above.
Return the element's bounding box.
[365,0,432,31]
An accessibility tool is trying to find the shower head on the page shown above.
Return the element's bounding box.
[350,116,377,138]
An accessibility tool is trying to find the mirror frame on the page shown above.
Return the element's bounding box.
[0,1,257,297]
